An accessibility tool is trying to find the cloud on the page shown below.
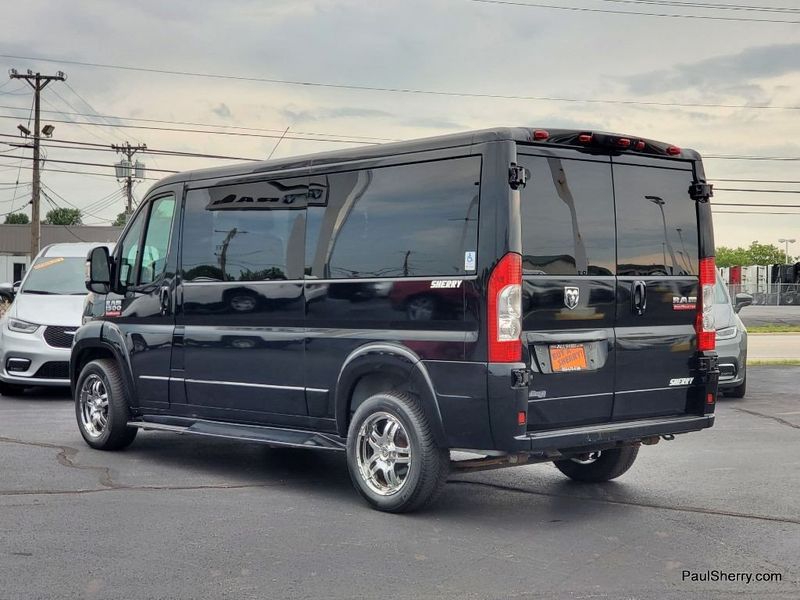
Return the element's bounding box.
[279,106,393,123]
[212,103,233,119]
[622,44,800,96]
[400,117,466,130]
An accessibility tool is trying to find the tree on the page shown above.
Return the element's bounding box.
[44,208,82,226]
[747,241,790,265]
[715,241,790,267]
[112,212,128,227]
[3,212,29,224]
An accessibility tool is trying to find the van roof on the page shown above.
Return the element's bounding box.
[41,242,114,258]
[150,127,702,190]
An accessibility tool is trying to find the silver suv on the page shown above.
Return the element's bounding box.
[714,272,751,398]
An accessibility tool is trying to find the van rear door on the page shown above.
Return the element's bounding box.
[612,157,703,419]
[518,151,617,430]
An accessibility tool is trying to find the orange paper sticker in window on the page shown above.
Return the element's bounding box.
[32,257,64,270]
[549,344,588,372]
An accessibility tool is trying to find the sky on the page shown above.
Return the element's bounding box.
[0,0,798,251]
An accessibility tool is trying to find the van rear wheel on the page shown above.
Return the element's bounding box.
[554,446,639,482]
[346,391,449,513]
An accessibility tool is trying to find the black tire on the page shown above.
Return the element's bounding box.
[554,446,639,483]
[346,391,449,513]
[75,359,138,450]
[726,375,747,399]
[0,381,27,396]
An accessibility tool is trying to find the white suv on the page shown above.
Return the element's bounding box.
[0,242,112,395]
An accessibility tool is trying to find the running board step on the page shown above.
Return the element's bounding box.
[128,418,346,451]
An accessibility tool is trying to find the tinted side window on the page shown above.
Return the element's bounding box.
[614,165,698,276]
[305,157,480,278]
[181,178,306,282]
[519,156,615,276]
[117,207,146,287]
[139,195,176,285]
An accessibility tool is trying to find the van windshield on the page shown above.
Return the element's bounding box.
[21,257,87,295]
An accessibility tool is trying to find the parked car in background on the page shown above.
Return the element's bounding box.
[0,281,17,304]
[715,271,750,398]
[0,242,113,395]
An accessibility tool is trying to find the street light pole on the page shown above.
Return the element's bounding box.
[778,238,796,265]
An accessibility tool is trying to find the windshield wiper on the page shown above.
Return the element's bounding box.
[22,290,57,295]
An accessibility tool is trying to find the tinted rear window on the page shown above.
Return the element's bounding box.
[614,164,698,276]
[305,157,481,278]
[519,156,615,276]
[181,178,306,282]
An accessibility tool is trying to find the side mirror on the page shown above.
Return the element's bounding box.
[86,246,112,294]
[11,281,20,296]
[734,293,753,314]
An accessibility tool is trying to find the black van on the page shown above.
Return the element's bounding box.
[74,127,719,512]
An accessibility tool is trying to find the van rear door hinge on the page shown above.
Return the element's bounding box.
[509,163,527,190]
[689,182,714,201]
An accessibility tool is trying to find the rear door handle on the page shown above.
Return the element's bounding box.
[631,281,647,316]
[159,286,171,316]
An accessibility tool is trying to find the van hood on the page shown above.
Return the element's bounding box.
[11,294,86,327]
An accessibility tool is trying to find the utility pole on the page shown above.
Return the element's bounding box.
[9,69,66,260]
[112,142,147,216]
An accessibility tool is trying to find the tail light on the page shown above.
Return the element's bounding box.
[488,253,522,362]
[696,257,716,351]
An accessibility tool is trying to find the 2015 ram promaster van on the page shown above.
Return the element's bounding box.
[74,127,719,512]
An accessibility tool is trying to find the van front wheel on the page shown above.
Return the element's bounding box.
[346,391,449,513]
[75,359,138,451]
[553,446,639,482]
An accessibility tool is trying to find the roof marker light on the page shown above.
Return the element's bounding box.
[667,145,681,156]
[635,140,646,151]
[533,129,549,141]
[617,137,631,148]
[578,133,592,144]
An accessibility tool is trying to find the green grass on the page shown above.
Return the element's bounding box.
[747,324,800,334]
[747,359,800,367]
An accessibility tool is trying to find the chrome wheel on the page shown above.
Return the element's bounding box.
[571,451,602,465]
[356,412,412,496]
[79,374,109,438]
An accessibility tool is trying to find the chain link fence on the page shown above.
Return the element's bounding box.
[727,282,800,306]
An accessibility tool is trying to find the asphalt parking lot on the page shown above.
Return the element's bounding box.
[739,305,800,328]
[1,367,798,600]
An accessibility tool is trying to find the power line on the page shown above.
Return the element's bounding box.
[715,188,800,193]
[0,104,398,142]
[713,211,800,215]
[705,154,800,161]
[2,53,797,111]
[0,160,160,180]
[601,0,800,14]
[713,203,800,207]
[711,178,800,184]
[0,153,178,173]
[64,80,146,146]
[0,134,263,162]
[0,113,379,144]
[467,0,800,23]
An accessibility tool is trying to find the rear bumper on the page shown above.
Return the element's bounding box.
[512,414,714,453]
